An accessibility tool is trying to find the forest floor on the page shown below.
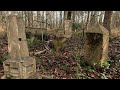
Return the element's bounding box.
[0,31,120,79]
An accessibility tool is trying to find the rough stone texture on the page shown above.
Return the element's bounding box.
[64,20,72,38]
[84,23,109,67]
[0,23,6,38]
[3,15,36,79]
[3,57,36,79]
[7,15,29,59]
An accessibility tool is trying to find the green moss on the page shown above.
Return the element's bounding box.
[115,52,120,55]
[72,23,82,31]
[74,54,85,66]
[27,36,42,48]
[0,52,8,64]
[100,60,110,69]
[53,40,65,52]
[87,66,95,72]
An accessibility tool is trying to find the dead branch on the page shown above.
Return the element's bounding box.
[34,49,46,55]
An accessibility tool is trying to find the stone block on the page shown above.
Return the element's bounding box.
[3,57,36,79]
[84,24,109,67]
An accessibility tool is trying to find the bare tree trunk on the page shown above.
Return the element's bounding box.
[72,11,76,31]
[52,11,55,28]
[85,11,90,32]
[0,11,3,23]
[11,11,17,15]
[41,11,45,28]
[103,11,113,35]
[37,11,40,21]
[111,11,120,29]
[81,11,84,29]
[64,11,67,20]
[28,11,33,27]
[90,11,97,25]
[55,11,58,28]
[37,11,41,28]
[21,11,24,19]
[46,11,48,28]
[64,11,72,28]
[24,11,28,27]
[67,11,72,20]
[49,11,52,29]
[59,11,62,28]
[99,11,105,25]
[72,11,75,23]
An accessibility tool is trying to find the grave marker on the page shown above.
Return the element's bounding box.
[84,23,109,67]
[3,15,36,79]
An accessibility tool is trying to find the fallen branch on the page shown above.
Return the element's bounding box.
[34,49,46,55]
[44,45,50,50]
[35,40,54,55]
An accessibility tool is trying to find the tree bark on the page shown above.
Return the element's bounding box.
[103,11,112,35]
[24,11,28,27]
[59,11,63,28]
[64,11,67,20]
[85,11,90,31]
[28,11,33,27]
[55,11,58,28]
[90,11,97,25]
[37,11,41,28]
[99,11,104,25]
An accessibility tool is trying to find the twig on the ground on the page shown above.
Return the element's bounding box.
[34,49,46,55]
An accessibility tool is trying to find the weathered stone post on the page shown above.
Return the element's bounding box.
[64,11,72,38]
[3,15,36,79]
[64,20,72,38]
[84,23,109,67]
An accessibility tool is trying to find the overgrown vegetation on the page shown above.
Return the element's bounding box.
[100,60,110,69]
[52,39,66,52]
[27,36,43,48]
[0,31,120,79]
[72,23,82,31]
[0,11,120,79]
[0,52,8,64]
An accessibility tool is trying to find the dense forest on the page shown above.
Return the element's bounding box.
[0,11,120,79]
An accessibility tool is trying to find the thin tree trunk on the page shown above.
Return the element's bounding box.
[99,11,104,25]
[72,11,76,31]
[64,11,67,20]
[56,11,58,28]
[41,11,45,28]
[28,11,33,27]
[24,11,28,27]
[52,11,55,28]
[90,11,97,25]
[103,11,112,35]
[46,11,48,28]
[59,11,62,28]
[85,11,90,31]
[0,11,3,23]
[37,11,41,28]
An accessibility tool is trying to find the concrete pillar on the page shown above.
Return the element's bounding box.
[3,15,36,79]
[64,20,72,38]
[84,24,109,67]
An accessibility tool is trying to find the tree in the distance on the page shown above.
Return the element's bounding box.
[103,11,113,35]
